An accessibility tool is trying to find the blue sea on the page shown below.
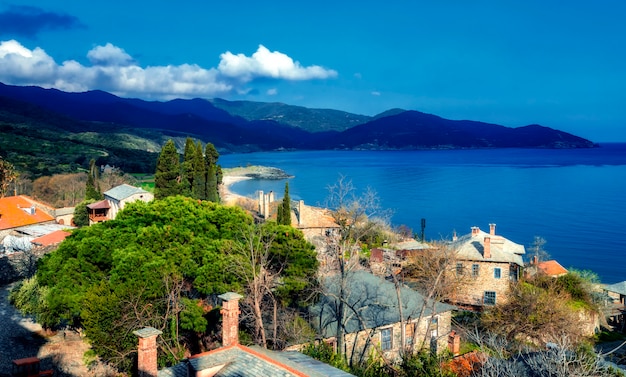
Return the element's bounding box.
[220,144,626,284]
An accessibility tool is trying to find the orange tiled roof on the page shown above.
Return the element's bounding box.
[0,196,55,230]
[537,260,568,276]
[31,230,71,247]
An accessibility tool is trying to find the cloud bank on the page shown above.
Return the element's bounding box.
[0,5,85,38]
[0,40,337,99]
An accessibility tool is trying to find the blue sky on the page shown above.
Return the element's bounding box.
[0,1,625,141]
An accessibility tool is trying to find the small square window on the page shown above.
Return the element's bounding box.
[494,268,501,279]
[381,328,393,351]
[472,264,480,277]
[484,291,497,305]
[456,263,464,276]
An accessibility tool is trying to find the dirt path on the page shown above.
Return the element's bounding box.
[0,283,92,377]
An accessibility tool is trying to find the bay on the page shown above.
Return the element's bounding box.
[220,144,626,284]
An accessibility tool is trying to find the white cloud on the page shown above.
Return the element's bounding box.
[371,91,381,96]
[267,88,278,95]
[87,43,133,66]
[0,40,337,100]
[218,45,337,82]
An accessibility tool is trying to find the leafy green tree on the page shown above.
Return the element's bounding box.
[154,140,182,199]
[22,195,316,372]
[85,159,102,200]
[73,199,96,227]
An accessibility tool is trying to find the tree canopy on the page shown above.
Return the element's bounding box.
[24,196,317,371]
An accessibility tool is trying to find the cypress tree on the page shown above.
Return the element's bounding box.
[154,140,182,199]
[192,141,207,200]
[280,182,291,225]
[204,143,220,202]
[85,159,102,200]
[181,137,196,196]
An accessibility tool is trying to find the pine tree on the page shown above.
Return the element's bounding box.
[280,182,291,225]
[85,159,102,200]
[154,140,182,199]
[181,137,196,196]
[204,143,220,202]
[192,141,207,200]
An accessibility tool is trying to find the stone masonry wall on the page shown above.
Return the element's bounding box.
[0,246,55,284]
[454,261,515,306]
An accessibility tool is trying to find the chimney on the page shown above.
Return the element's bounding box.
[219,292,243,347]
[134,327,162,377]
[452,230,457,242]
[484,237,491,258]
[258,190,264,214]
[489,223,496,235]
[298,200,304,226]
[471,226,480,237]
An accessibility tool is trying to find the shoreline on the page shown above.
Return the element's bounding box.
[220,175,253,206]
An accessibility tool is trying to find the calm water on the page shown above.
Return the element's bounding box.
[220,144,626,284]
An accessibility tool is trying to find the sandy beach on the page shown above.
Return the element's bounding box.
[220,175,252,205]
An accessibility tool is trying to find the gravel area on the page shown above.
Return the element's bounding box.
[0,283,93,377]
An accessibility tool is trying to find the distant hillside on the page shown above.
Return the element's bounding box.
[333,111,596,149]
[0,82,596,177]
[209,98,371,132]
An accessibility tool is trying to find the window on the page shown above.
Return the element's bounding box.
[472,264,480,277]
[456,262,464,276]
[405,323,414,346]
[509,265,518,281]
[381,328,393,351]
[484,291,497,305]
[494,267,501,279]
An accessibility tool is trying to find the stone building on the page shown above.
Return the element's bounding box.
[312,270,456,364]
[448,224,525,308]
[87,184,153,224]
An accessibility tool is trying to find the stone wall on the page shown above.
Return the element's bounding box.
[0,246,55,284]
[453,260,515,307]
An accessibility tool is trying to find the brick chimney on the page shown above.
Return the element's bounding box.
[484,236,491,258]
[219,292,243,347]
[489,223,496,235]
[133,327,162,377]
[471,226,480,237]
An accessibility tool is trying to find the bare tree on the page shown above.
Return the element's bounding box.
[0,157,17,197]
[320,175,389,360]
[227,224,279,349]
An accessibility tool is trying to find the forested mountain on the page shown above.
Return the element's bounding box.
[0,82,596,176]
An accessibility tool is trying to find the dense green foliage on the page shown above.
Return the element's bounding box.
[72,199,96,227]
[277,182,291,225]
[154,138,221,202]
[84,159,102,201]
[19,196,317,371]
[302,343,455,377]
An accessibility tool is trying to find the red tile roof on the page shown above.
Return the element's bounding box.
[537,260,568,277]
[0,196,55,230]
[31,230,71,247]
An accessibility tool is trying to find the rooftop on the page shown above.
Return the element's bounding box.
[537,260,568,277]
[0,196,55,230]
[31,230,71,247]
[450,226,525,266]
[104,184,148,201]
[312,270,456,337]
[159,344,354,377]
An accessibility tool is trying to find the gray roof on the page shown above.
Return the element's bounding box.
[604,281,626,295]
[14,223,75,237]
[103,184,148,201]
[311,270,456,337]
[450,229,525,266]
[158,345,354,377]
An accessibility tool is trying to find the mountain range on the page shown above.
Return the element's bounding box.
[0,82,595,175]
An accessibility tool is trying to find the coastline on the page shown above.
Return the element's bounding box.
[220,175,253,205]
[220,165,292,206]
